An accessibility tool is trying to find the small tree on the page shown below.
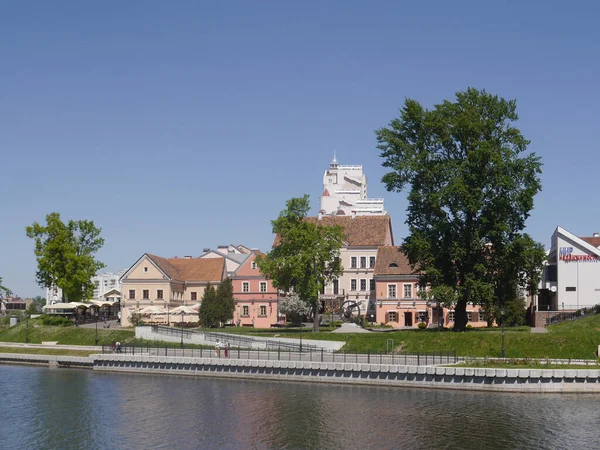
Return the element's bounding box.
[199,283,219,328]
[0,276,11,298]
[215,278,235,325]
[278,294,312,326]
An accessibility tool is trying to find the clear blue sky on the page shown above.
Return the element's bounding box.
[2,1,599,297]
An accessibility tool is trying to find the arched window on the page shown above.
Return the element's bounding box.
[389,263,398,268]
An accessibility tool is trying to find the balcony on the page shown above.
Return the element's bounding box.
[319,288,346,300]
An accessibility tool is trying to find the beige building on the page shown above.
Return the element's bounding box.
[120,254,226,327]
[308,215,394,317]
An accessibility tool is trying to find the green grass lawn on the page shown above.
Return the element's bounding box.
[4,315,600,359]
[0,319,135,346]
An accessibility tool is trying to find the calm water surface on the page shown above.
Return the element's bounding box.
[1,365,599,449]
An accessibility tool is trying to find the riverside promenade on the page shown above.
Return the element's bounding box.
[3,343,600,393]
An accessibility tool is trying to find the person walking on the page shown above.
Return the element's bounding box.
[224,342,229,358]
[215,339,221,358]
[117,311,122,326]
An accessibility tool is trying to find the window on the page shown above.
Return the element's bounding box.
[370,279,375,291]
[129,290,135,299]
[546,265,557,282]
[403,284,412,298]
[467,312,473,322]
[351,257,357,269]
[360,256,367,269]
[479,310,488,322]
[251,261,257,270]
[389,263,398,268]
[333,279,339,295]
[260,282,267,293]
[191,292,197,301]
[259,305,267,316]
[566,287,576,292]
[143,290,149,300]
[418,311,428,323]
[351,279,357,291]
[360,279,367,291]
[242,305,249,316]
[387,311,398,322]
[388,284,397,299]
[369,256,376,268]
[143,267,148,273]
[157,290,163,299]
[243,282,249,292]
[448,311,455,322]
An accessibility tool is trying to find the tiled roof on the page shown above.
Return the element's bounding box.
[146,254,225,282]
[580,237,600,248]
[373,246,416,275]
[307,215,393,247]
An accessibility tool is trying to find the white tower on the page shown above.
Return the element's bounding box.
[319,152,386,216]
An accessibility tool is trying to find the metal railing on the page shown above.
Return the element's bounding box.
[101,344,459,366]
[546,304,600,326]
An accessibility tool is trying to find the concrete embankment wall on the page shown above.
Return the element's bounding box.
[0,353,93,368]
[93,354,600,393]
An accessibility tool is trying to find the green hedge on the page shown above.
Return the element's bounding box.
[41,315,74,327]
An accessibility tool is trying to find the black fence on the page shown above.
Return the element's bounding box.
[102,343,459,366]
[546,304,600,326]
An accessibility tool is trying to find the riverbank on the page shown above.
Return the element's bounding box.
[3,349,600,393]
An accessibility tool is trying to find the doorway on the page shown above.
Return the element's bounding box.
[404,311,413,327]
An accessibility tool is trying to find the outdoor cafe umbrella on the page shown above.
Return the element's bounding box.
[139,306,166,315]
[169,305,197,315]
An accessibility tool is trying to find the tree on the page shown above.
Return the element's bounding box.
[278,293,312,326]
[215,278,235,325]
[0,277,11,298]
[26,213,105,302]
[198,283,219,328]
[256,195,344,331]
[30,296,46,313]
[377,88,543,331]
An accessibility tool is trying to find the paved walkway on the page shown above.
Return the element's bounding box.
[79,319,122,329]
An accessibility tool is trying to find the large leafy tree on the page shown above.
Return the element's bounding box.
[377,88,543,331]
[256,195,344,331]
[215,278,235,325]
[26,213,105,302]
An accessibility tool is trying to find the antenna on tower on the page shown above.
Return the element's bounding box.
[330,149,339,167]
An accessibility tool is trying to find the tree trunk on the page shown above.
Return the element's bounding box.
[313,302,320,332]
[453,299,468,331]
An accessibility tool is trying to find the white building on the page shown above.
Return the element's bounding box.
[45,269,128,305]
[319,153,386,217]
[539,227,600,311]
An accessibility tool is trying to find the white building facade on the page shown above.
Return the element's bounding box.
[319,153,386,217]
[45,269,128,305]
[539,227,600,311]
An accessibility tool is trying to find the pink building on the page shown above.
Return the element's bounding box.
[374,246,487,328]
[231,251,280,328]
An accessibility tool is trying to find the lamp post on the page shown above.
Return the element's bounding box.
[95,309,99,346]
[299,322,303,353]
[25,312,29,344]
[500,307,505,358]
[180,310,185,349]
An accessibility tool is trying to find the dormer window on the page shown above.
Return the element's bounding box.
[251,261,257,270]
[389,263,398,268]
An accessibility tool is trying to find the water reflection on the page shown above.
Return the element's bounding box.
[1,365,599,450]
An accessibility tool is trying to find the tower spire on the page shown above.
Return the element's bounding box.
[330,149,338,167]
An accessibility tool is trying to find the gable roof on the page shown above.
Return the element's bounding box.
[231,250,266,276]
[373,246,417,275]
[555,227,600,257]
[144,254,225,282]
[580,236,600,248]
[307,215,393,247]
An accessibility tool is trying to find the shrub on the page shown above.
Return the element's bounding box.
[418,322,427,330]
[466,324,473,330]
[41,315,73,327]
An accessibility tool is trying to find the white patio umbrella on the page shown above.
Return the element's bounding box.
[170,305,197,315]
[139,306,166,315]
[190,303,201,311]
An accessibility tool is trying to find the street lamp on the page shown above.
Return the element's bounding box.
[25,312,29,344]
[95,309,99,346]
[299,322,303,353]
[500,307,505,358]
[180,310,185,349]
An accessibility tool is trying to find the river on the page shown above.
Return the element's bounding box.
[0,365,598,449]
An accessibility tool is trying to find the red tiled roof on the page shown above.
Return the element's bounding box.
[580,237,600,248]
[373,246,417,275]
[146,254,225,282]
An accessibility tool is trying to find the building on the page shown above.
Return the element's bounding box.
[1,296,32,314]
[299,215,394,318]
[199,245,253,276]
[373,246,488,328]
[119,254,227,327]
[538,227,600,313]
[319,153,386,217]
[230,251,280,328]
[45,269,128,305]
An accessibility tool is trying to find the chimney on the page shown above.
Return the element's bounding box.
[318,212,323,220]
[184,255,192,259]
[594,233,600,238]
[352,211,356,219]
